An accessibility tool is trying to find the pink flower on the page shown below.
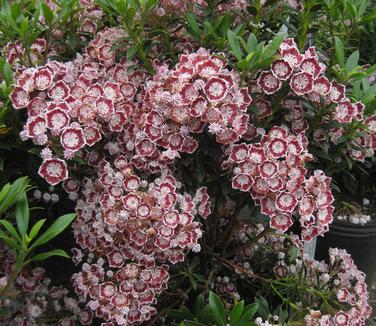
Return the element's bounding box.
[38,158,68,185]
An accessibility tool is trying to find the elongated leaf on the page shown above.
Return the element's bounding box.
[3,61,13,86]
[0,183,10,209]
[0,229,19,250]
[247,33,258,52]
[0,177,29,214]
[230,300,244,324]
[183,321,207,326]
[127,43,141,60]
[29,219,46,240]
[227,30,243,60]
[31,213,76,248]
[335,37,345,67]
[209,291,227,326]
[41,3,54,25]
[263,33,286,60]
[0,219,21,243]
[360,11,376,24]
[364,63,376,77]
[194,294,205,316]
[345,50,359,72]
[15,193,29,237]
[197,304,212,324]
[235,303,258,326]
[167,307,192,321]
[31,249,69,262]
[218,13,231,37]
[255,297,269,319]
[186,13,200,39]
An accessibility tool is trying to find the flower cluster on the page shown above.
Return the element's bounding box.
[145,48,252,145]
[69,159,210,324]
[253,38,375,162]
[302,248,372,326]
[214,275,240,308]
[226,223,372,326]
[0,244,85,326]
[3,39,47,67]
[3,0,102,69]
[155,0,248,16]
[227,126,334,241]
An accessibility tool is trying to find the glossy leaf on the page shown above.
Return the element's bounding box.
[28,219,46,240]
[41,3,54,25]
[31,249,69,262]
[186,13,200,39]
[0,229,19,250]
[31,213,76,248]
[335,37,345,67]
[227,30,243,60]
[209,291,227,326]
[15,192,29,237]
[229,300,244,324]
[345,50,359,72]
[235,303,258,326]
[0,219,21,243]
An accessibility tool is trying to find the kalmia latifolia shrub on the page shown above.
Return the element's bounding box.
[4,0,376,325]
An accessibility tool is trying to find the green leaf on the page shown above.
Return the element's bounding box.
[246,33,258,52]
[0,177,28,214]
[186,13,200,39]
[168,306,193,321]
[335,37,345,68]
[218,13,232,37]
[194,294,205,316]
[31,249,69,262]
[203,21,214,37]
[345,50,359,72]
[31,213,76,248]
[364,63,376,77]
[15,193,29,237]
[197,304,212,323]
[0,228,19,250]
[255,297,269,320]
[41,3,54,25]
[2,61,13,86]
[263,33,286,60]
[230,300,244,324]
[235,303,258,326]
[0,183,10,209]
[209,291,227,326]
[183,322,207,326]
[28,219,46,240]
[127,43,141,60]
[0,219,21,243]
[227,30,243,61]
[359,10,376,24]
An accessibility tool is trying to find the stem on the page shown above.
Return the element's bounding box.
[0,250,27,299]
[145,288,192,326]
[218,195,247,255]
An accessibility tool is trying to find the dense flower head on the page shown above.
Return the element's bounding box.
[144,48,252,145]
[252,38,375,163]
[12,39,255,184]
[302,248,372,326]
[229,225,371,326]
[70,158,210,324]
[155,0,248,16]
[227,126,334,241]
